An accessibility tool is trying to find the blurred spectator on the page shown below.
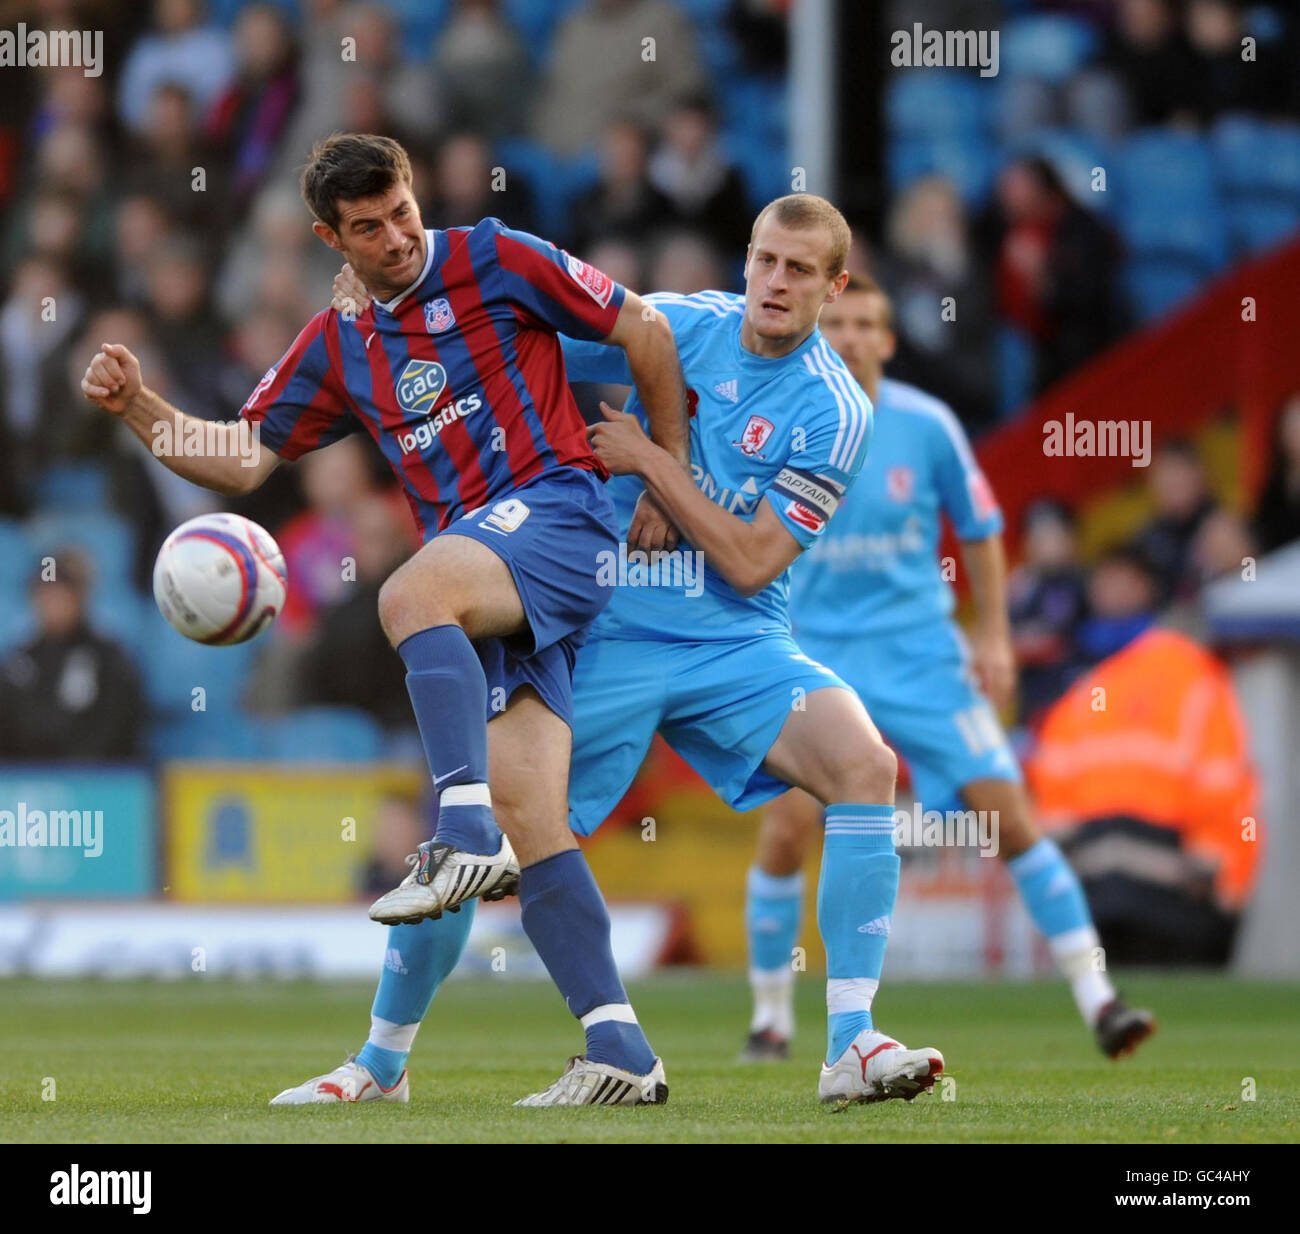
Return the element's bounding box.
[434,0,532,139]
[425,133,537,235]
[112,194,175,306]
[215,184,339,325]
[1073,544,1160,669]
[143,234,227,420]
[1095,0,1198,127]
[123,82,210,227]
[1131,439,1220,604]
[582,236,644,292]
[1008,500,1089,720]
[275,437,381,639]
[0,256,86,509]
[647,98,750,252]
[357,791,431,897]
[1253,395,1300,552]
[987,157,1126,398]
[646,230,728,294]
[533,0,707,158]
[296,489,418,731]
[1184,0,1290,123]
[1189,508,1256,587]
[571,120,672,251]
[204,2,300,214]
[728,0,790,76]
[1029,623,1260,966]
[877,177,997,432]
[117,0,236,136]
[0,550,144,761]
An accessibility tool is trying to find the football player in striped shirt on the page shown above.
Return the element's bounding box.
[81,132,692,1106]
[738,275,1155,1063]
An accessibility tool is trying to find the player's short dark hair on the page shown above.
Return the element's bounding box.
[839,272,894,329]
[300,132,413,233]
[749,193,852,277]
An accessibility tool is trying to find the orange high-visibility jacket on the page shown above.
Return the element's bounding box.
[1027,628,1261,910]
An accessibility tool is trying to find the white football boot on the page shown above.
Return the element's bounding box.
[514,1056,669,1107]
[369,836,520,925]
[818,1029,944,1105]
[269,1056,409,1105]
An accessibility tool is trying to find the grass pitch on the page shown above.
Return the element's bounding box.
[2,973,1295,1143]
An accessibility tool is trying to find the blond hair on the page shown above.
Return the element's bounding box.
[749,193,852,276]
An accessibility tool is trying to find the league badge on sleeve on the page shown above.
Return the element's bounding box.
[424,298,456,333]
[564,253,614,308]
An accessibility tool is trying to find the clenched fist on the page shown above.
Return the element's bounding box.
[81,342,142,416]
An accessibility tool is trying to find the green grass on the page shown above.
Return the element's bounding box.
[2,974,1296,1143]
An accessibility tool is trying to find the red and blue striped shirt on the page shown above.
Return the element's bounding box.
[239,218,626,539]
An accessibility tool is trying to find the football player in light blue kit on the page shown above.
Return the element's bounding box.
[307,196,945,1108]
[741,275,1155,1063]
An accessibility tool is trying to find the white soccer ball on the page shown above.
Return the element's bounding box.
[152,513,288,645]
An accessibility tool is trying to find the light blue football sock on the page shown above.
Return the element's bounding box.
[1007,837,1094,940]
[355,903,476,1088]
[818,804,899,1063]
[746,865,804,973]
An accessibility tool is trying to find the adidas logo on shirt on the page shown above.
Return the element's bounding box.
[714,378,739,403]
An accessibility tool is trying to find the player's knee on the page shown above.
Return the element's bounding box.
[376,572,408,647]
[377,566,454,647]
[834,736,896,803]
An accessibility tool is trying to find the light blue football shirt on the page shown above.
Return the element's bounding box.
[788,376,1003,640]
[561,290,873,642]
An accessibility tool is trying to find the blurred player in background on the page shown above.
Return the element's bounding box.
[740,275,1155,1063]
[328,194,947,1107]
[81,131,692,1107]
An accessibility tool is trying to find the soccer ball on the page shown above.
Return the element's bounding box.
[153,513,288,645]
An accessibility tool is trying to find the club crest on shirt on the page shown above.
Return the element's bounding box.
[396,359,449,416]
[424,297,455,333]
[733,414,774,458]
[886,465,914,502]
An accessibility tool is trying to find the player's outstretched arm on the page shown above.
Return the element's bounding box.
[81,343,279,497]
[588,402,802,597]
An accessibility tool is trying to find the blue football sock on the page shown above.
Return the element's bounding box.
[818,804,899,1063]
[356,903,476,1088]
[746,866,803,973]
[398,625,500,856]
[1007,837,1094,940]
[519,849,656,1075]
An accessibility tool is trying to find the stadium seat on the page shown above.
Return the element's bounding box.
[1018,127,1112,213]
[140,607,258,718]
[1123,259,1206,323]
[502,0,585,51]
[0,517,36,599]
[888,135,999,206]
[492,137,570,239]
[0,592,32,658]
[673,0,731,25]
[886,71,992,140]
[34,462,111,511]
[147,712,274,763]
[1225,200,1300,256]
[23,510,137,601]
[381,0,452,59]
[264,706,386,762]
[1116,129,1228,270]
[999,14,1100,84]
[1211,116,1300,199]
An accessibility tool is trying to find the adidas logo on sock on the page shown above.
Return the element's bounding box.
[856,916,892,936]
[384,948,407,975]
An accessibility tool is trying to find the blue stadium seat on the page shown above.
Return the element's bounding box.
[886,71,992,140]
[1000,14,1100,83]
[1210,116,1300,200]
[1018,127,1112,213]
[1226,200,1300,256]
[208,0,299,28]
[1116,130,1228,270]
[996,326,1036,420]
[722,132,792,212]
[0,517,36,599]
[23,510,137,601]
[0,592,32,658]
[493,137,570,238]
[88,590,151,660]
[888,135,999,206]
[384,0,452,60]
[264,706,385,762]
[147,712,273,762]
[140,608,259,718]
[503,0,585,52]
[1123,259,1206,323]
[34,462,111,511]
[698,25,742,77]
[674,0,731,25]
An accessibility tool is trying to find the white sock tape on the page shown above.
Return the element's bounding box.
[440,782,492,807]
[579,1003,640,1029]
